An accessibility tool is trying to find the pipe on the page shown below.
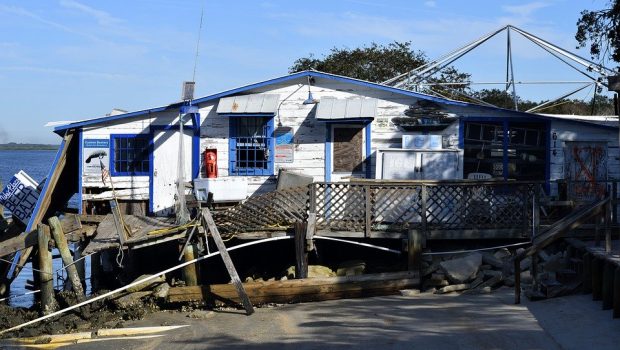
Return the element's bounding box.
[314,236,401,255]
[0,236,292,335]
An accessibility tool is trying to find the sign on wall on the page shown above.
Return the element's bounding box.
[402,135,442,150]
[83,138,110,174]
[274,127,294,163]
[0,171,40,224]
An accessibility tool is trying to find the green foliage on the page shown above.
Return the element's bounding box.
[0,143,58,151]
[575,0,620,63]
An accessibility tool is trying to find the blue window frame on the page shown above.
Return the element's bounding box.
[110,134,150,176]
[228,116,275,176]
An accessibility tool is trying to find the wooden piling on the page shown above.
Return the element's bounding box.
[48,216,84,296]
[90,252,103,292]
[37,224,57,315]
[182,244,199,287]
[613,267,620,319]
[514,258,521,304]
[294,222,308,279]
[605,201,612,253]
[582,252,592,294]
[407,229,423,273]
[602,261,615,310]
[592,257,603,301]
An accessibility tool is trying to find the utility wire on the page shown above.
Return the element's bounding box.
[192,4,205,83]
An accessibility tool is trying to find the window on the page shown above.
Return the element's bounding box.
[110,134,150,176]
[333,126,364,173]
[229,117,274,175]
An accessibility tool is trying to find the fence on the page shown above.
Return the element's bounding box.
[215,180,541,238]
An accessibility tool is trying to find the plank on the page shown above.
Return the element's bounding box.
[168,271,419,304]
[49,216,84,297]
[201,208,254,315]
[10,132,74,280]
[37,223,57,315]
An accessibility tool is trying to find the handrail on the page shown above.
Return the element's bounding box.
[514,196,610,304]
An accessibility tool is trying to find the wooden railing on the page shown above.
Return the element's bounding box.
[215,180,541,239]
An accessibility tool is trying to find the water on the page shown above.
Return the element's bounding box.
[0,150,90,308]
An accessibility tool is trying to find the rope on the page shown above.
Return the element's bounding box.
[421,241,532,256]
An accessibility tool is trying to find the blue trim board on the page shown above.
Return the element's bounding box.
[148,133,155,215]
[78,130,83,214]
[228,115,275,176]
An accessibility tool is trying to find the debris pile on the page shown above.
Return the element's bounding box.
[420,242,581,298]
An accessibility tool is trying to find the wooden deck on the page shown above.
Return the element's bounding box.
[82,215,183,255]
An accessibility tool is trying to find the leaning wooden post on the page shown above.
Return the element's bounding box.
[514,258,521,304]
[294,222,308,279]
[602,261,615,310]
[201,208,254,315]
[182,244,200,286]
[613,266,620,318]
[48,216,85,297]
[37,224,57,315]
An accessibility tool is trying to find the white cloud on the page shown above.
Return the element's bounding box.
[59,0,121,27]
[424,1,436,8]
[502,2,550,17]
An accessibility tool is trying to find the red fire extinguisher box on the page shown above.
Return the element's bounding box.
[204,148,218,178]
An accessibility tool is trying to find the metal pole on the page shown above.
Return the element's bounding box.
[507,26,518,110]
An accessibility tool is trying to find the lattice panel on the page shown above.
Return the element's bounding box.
[371,186,422,230]
[313,183,366,231]
[213,186,309,234]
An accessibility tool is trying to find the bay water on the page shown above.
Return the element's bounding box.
[0,150,90,308]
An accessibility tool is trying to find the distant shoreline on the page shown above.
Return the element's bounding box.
[0,144,58,151]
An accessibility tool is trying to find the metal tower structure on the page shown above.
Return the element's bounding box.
[382,25,616,113]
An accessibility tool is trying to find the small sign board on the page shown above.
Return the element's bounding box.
[274,127,294,163]
[402,135,442,150]
[83,138,110,174]
[0,171,40,224]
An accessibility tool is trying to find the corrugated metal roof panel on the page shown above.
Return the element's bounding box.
[316,98,378,120]
[216,94,279,114]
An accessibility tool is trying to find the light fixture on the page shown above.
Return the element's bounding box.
[303,76,318,104]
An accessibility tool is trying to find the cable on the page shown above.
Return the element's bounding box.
[422,241,531,256]
[192,4,204,83]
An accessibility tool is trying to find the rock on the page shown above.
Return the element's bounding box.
[336,260,366,276]
[280,276,288,281]
[440,253,482,283]
[422,261,441,277]
[285,265,336,279]
[481,252,504,269]
[435,283,470,294]
[480,264,493,270]
[153,282,170,299]
[244,277,254,283]
[112,291,152,309]
[494,248,511,260]
[483,270,503,278]
[400,289,421,296]
[127,274,166,293]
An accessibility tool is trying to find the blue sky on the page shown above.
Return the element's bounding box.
[0,0,612,144]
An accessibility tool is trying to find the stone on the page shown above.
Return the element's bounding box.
[440,253,482,284]
[435,283,470,294]
[482,252,504,269]
[153,282,170,299]
[112,291,152,309]
[400,289,421,296]
[494,248,511,260]
[336,260,366,276]
[285,265,336,279]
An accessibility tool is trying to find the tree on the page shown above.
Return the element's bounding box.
[575,0,620,64]
[289,41,471,99]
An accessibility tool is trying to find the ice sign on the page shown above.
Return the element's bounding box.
[0,171,40,224]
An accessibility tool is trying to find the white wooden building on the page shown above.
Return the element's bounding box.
[51,70,619,216]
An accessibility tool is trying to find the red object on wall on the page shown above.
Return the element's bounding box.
[204,148,218,178]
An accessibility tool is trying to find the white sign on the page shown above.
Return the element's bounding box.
[0,171,40,224]
[402,135,442,150]
[83,138,110,174]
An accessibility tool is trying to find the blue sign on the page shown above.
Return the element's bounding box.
[84,139,110,148]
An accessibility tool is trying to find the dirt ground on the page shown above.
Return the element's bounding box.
[20,287,617,350]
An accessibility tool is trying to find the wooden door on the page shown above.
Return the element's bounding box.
[332,126,364,174]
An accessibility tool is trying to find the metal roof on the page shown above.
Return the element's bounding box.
[316,98,378,120]
[52,70,618,134]
[216,94,279,114]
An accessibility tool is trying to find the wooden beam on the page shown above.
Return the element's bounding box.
[49,216,84,297]
[407,229,423,272]
[294,222,308,279]
[10,132,74,280]
[37,224,57,315]
[201,208,254,315]
[167,271,419,305]
[182,244,199,287]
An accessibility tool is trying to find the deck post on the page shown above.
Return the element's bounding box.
[420,185,428,235]
[605,200,612,253]
[48,216,85,297]
[407,229,423,276]
[182,244,200,287]
[592,257,604,301]
[602,261,615,310]
[514,258,521,304]
[613,266,620,318]
[295,222,308,279]
[582,252,592,294]
[37,224,57,315]
[533,186,540,238]
[364,185,372,238]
